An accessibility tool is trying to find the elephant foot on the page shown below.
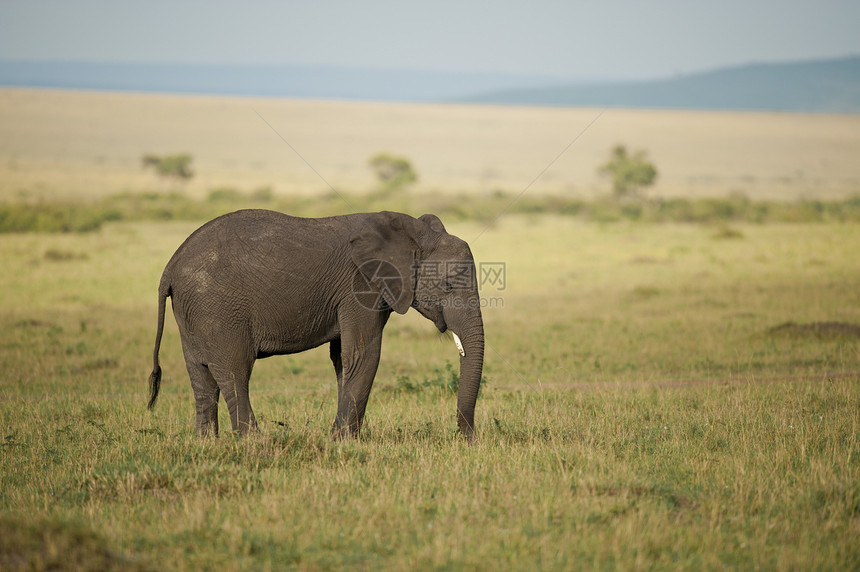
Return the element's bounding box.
[197,421,219,438]
[331,420,360,440]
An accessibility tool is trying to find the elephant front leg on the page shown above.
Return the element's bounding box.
[329,339,343,385]
[331,330,383,439]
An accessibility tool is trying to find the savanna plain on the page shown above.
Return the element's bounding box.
[1,89,859,570]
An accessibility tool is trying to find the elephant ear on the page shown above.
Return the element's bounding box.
[349,212,420,314]
[419,213,447,234]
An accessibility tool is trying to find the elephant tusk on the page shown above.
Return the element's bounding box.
[453,333,465,357]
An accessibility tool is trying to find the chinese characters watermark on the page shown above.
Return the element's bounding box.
[352,259,506,311]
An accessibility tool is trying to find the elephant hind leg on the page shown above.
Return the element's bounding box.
[184,359,220,437]
[209,356,257,435]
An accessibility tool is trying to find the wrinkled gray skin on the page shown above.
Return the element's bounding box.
[147,210,484,440]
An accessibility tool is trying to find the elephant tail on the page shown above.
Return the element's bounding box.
[147,282,170,410]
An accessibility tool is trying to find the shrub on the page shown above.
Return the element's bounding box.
[368,152,417,191]
[599,145,658,199]
[0,203,119,233]
[207,187,242,202]
[251,186,274,202]
[141,153,194,184]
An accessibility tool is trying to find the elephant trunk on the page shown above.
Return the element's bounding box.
[451,312,485,441]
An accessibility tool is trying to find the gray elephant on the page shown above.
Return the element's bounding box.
[147,209,485,440]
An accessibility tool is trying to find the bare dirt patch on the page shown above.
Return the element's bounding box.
[767,321,860,339]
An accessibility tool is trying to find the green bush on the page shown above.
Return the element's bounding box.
[368,152,417,191]
[141,153,194,182]
[207,187,242,202]
[251,186,274,202]
[0,203,120,233]
[599,145,658,198]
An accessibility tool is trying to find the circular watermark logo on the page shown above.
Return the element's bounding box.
[352,259,404,311]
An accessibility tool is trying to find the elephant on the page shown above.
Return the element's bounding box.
[147,209,485,440]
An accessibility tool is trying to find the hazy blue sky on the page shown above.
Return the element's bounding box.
[1,0,858,80]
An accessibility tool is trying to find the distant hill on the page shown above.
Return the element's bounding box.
[2,57,858,113]
[462,56,860,113]
[0,60,573,103]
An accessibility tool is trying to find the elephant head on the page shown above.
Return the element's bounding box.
[350,211,485,439]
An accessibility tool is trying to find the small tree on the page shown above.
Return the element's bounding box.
[142,153,194,185]
[368,152,417,191]
[599,145,657,199]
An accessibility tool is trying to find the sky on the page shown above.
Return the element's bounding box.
[1,0,859,80]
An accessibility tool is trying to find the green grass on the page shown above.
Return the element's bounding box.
[1,215,859,570]
[3,190,860,234]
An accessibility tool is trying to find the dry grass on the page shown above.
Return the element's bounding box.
[2,88,860,200]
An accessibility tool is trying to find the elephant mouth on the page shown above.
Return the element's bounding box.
[412,298,447,333]
[434,314,447,333]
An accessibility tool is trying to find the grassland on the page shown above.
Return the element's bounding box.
[1,214,859,570]
[3,88,860,200]
[1,88,859,569]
